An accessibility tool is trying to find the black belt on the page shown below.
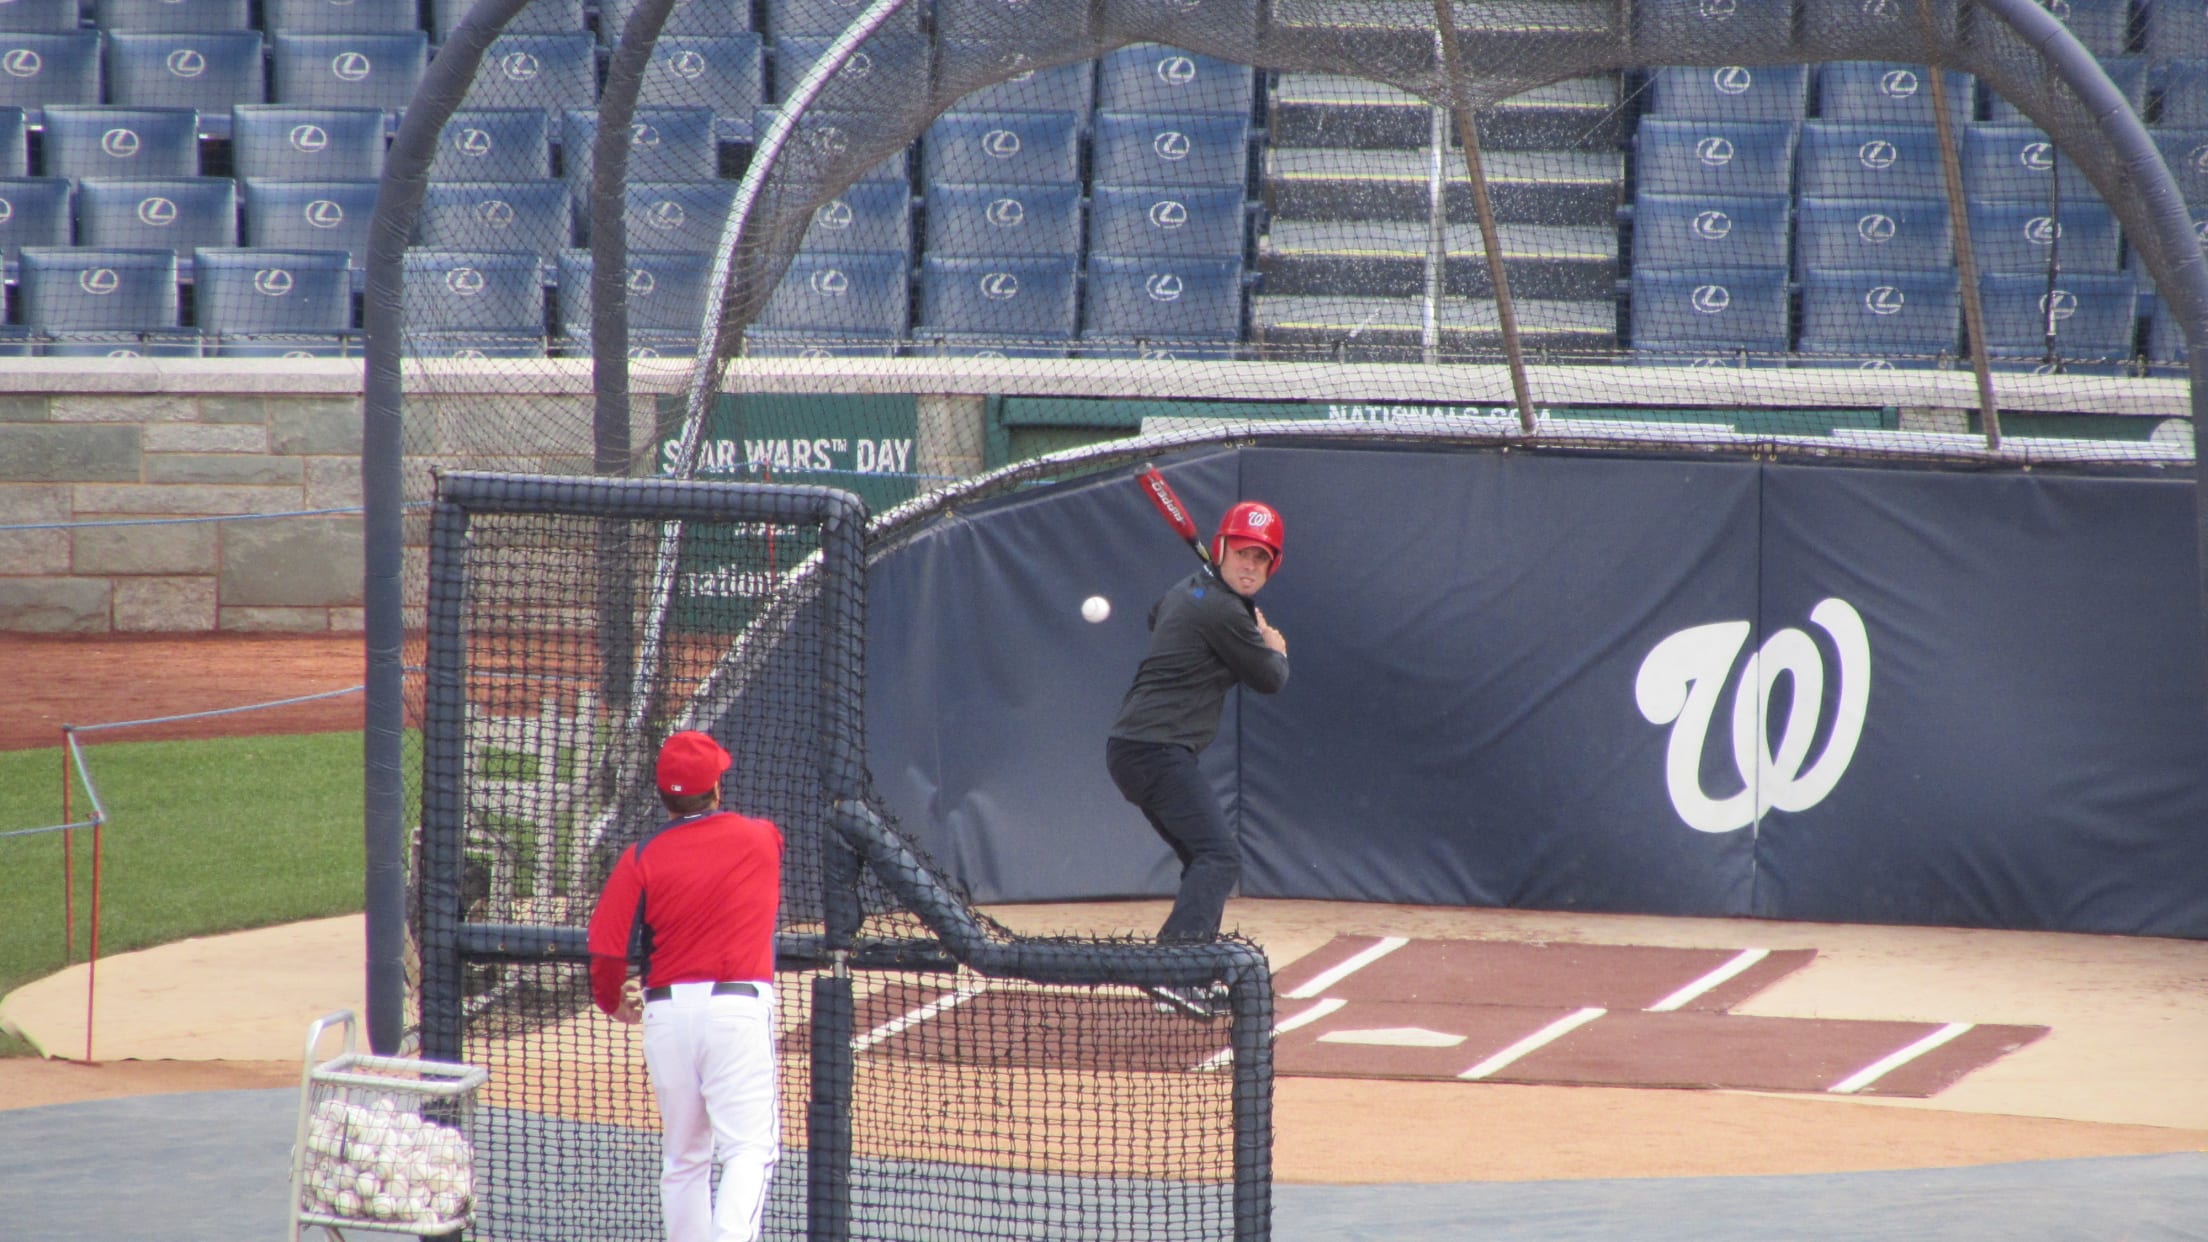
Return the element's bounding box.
[643,981,762,1002]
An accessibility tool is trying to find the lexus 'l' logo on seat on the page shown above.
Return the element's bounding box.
[2,49,41,78]
[137,196,179,227]
[474,199,516,228]
[1859,358,1895,370]
[1711,66,1752,95]
[1864,285,1906,315]
[631,122,660,147]
[305,198,345,228]
[1690,283,1730,314]
[455,127,493,157]
[815,199,853,229]
[80,268,121,295]
[166,49,205,78]
[1153,130,1191,161]
[810,125,849,156]
[2191,143,2208,174]
[2040,289,2078,321]
[1878,68,1918,97]
[1691,210,1731,241]
[1695,136,1734,165]
[627,269,656,296]
[253,268,295,297]
[981,128,1022,159]
[102,128,142,159]
[1857,139,1898,169]
[501,51,541,81]
[2020,141,2055,171]
[2025,216,2062,245]
[1697,0,1737,18]
[647,200,686,229]
[670,50,707,78]
[1157,55,1198,87]
[1148,199,1188,229]
[984,197,1025,228]
[0,197,12,224]
[1862,0,1899,14]
[979,271,1019,300]
[810,268,850,296]
[446,267,486,296]
[1856,212,1897,243]
[840,52,872,79]
[333,51,373,81]
[290,124,330,153]
[1145,273,1184,302]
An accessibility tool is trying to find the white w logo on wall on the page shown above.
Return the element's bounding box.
[1633,599,1870,834]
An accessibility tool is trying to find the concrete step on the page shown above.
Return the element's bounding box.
[1269,0,1623,82]
[1250,292,1619,360]
[1263,146,1625,225]
[1257,218,1618,299]
[1268,73,1625,151]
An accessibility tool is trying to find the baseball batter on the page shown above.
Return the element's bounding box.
[1106,501,1289,1014]
[586,731,783,1242]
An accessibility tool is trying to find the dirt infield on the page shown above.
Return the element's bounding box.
[3,632,2205,1187]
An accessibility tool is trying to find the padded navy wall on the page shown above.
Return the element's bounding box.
[864,444,2208,939]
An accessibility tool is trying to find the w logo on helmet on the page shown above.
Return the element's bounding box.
[2,49,41,78]
[165,49,205,78]
[101,128,141,159]
[981,128,1022,159]
[1695,136,1735,165]
[1148,199,1188,229]
[1856,212,1898,243]
[984,197,1025,228]
[1878,68,1918,97]
[979,271,1019,300]
[1712,66,1753,95]
[446,267,487,296]
[79,268,121,296]
[332,51,373,81]
[809,268,850,296]
[474,199,516,228]
[304,198,345,228]
[1691,210,1732,241]
[1864,285,1906,315]
[1145,273,1184,302]
[289,124,329,153]
[136,196,179,227]
[1690,284,1731,314]
[253,268,294,297]
[2025,216,2062,245]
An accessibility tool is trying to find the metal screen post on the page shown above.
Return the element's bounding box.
[415,494,473,1064]
[1921,14,2003,447]
[1433,3,1537,431]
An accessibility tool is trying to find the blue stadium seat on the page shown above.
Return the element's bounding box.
[1817,62,1973,129]
[241,178,376,270]
[1794,197,1952,277]
[941,56,1094,116]
[1985,56,2143,126]
[637,33,763,141]
[763,0,918,38]
[1088,184,1245,257]
[918,254,1074,339]
[460,34,595,116]
[401,249,546,353]
[43,105,198,178]
[77,176,235,251]
[1799,0,1957,61]
[0,178,74,271]
[1647,63,1810,122]
[1797,270,1960,358]
[0,0,76,31]
[1633,117,1798,197]
[924,183,1080,258]
[1080,255,1242,344]
[600,0,751,45]
[191,246,354,356]
[2160,60,2208,129]
[0,32,101,120]
[94,0,249,30]
[1630,193,1790,273]
[551,247,710,347]
[797,179,909,253]
[1628,269,1789,353]
[231,106,387,182]
[560,107,715,228]
[756,249,910,336]
[18,246,195,355]
[1960,123,2096,202]
[1978,271,2138,360]
[1635,0,1793,59]
[1092,110,1249,188]
[623,179,739,252]
[269,32,429,112]
[751,106,910,184]
[262,0,421,35]
[104,31,263,131]
[769,34,932,110]
[1097,44,1254,116]
[430,108,552,181]
[1796,121,1944,198]
[921,110,1082,186]
[1963,197,2121,273]
[418,179,570,261]
[2038,0,2130,57]
[2150,4,2208,61]
[430,0,583,42]
[2153,128,2208,205]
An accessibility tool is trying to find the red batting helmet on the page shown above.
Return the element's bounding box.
[1213,501,1283,573]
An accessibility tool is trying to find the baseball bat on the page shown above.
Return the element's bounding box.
[1135,463,1218,576]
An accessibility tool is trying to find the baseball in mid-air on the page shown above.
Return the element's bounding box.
[1081,595,1111,623]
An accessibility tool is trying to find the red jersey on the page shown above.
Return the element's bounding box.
[585,809,783,1016]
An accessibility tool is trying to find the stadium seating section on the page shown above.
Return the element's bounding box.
[0,3,2192,365]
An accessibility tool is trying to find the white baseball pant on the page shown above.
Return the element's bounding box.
[641,981,779,1242]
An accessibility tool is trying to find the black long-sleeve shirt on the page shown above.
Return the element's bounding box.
[1108,571,1289,752]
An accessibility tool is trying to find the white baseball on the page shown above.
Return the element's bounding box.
[1081,595,1110,623]
[330,1188,362,1217]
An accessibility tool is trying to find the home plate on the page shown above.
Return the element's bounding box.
[1317,1027,1468,1048]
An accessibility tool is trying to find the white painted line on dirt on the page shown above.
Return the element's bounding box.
[1193,997,1345,1072]
[1828,1022,1973,1094]
[1318,1026,1466,1048]
[1646,947,1771,1012]
[1285,936,1410,999]
[851,981,989,1054]
[1458,1007,1606,1080]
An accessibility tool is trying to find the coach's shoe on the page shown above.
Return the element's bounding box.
[1148,983,1227,1020]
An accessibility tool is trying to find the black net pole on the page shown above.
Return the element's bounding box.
[416,490,472,1064]
[1923,52,2003,448]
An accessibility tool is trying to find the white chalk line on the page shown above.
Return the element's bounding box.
[1285,935,1410,1000]
[1459,1006,1606,1080]
[850,980,990,1054]
[1646,947,1772,1012]
[1828,1022,1974,1094]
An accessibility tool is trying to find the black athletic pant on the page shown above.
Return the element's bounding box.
[1105,736,1240,942]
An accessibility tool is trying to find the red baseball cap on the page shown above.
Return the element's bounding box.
[656,731,731,796]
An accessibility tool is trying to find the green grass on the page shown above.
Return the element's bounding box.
[0,731,365,1056]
